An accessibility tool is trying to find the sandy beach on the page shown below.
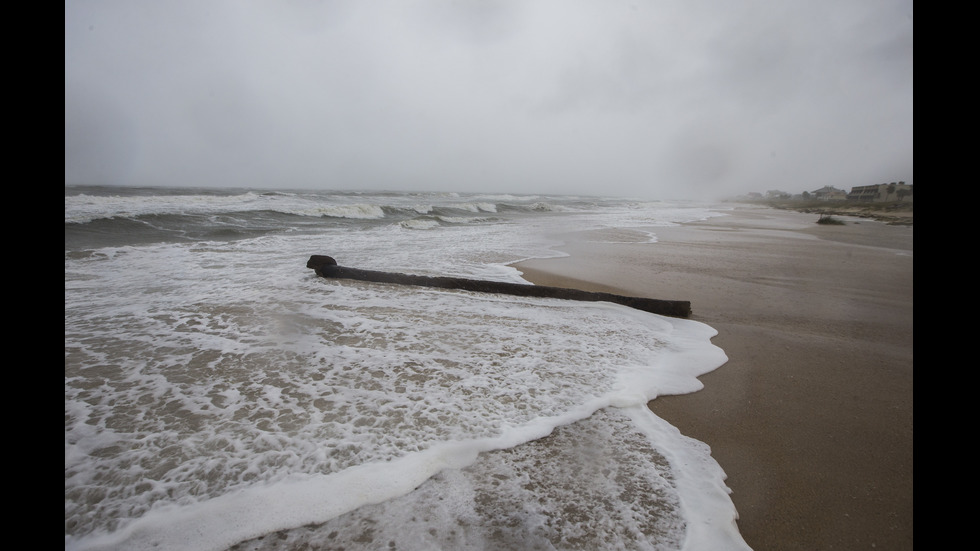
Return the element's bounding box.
[514,205,913,550]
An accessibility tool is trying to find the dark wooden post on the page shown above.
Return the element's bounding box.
[308,255,691,318]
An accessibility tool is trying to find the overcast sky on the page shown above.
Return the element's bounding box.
[65,0,912,200]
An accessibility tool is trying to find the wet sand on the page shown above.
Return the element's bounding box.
[514,206,913,550]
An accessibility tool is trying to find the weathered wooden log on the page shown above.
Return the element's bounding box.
[307,255,692,318]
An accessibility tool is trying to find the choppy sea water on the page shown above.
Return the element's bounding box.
[65,186,749,550]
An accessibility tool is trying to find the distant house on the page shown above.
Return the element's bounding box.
[847,182,913,202]
[809,186,848,201]
[765,190,791,200]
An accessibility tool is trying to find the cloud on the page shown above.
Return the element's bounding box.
[65,0,913,199]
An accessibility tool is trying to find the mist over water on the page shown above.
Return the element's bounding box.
[65,186,747,550]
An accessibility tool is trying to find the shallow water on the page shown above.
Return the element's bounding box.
[65,187,748,550]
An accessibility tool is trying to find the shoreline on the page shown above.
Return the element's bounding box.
[513,205,913,550]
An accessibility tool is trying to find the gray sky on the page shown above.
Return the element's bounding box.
[65,0,913,200]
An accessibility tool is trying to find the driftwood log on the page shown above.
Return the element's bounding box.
[307,255,691,318]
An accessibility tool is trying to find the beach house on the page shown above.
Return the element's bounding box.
[846,182,913,202]
[809,186,848,201]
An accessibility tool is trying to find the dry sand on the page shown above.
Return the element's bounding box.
[514,205,913,550]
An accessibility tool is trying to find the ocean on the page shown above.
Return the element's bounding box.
[65,186,750,551]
